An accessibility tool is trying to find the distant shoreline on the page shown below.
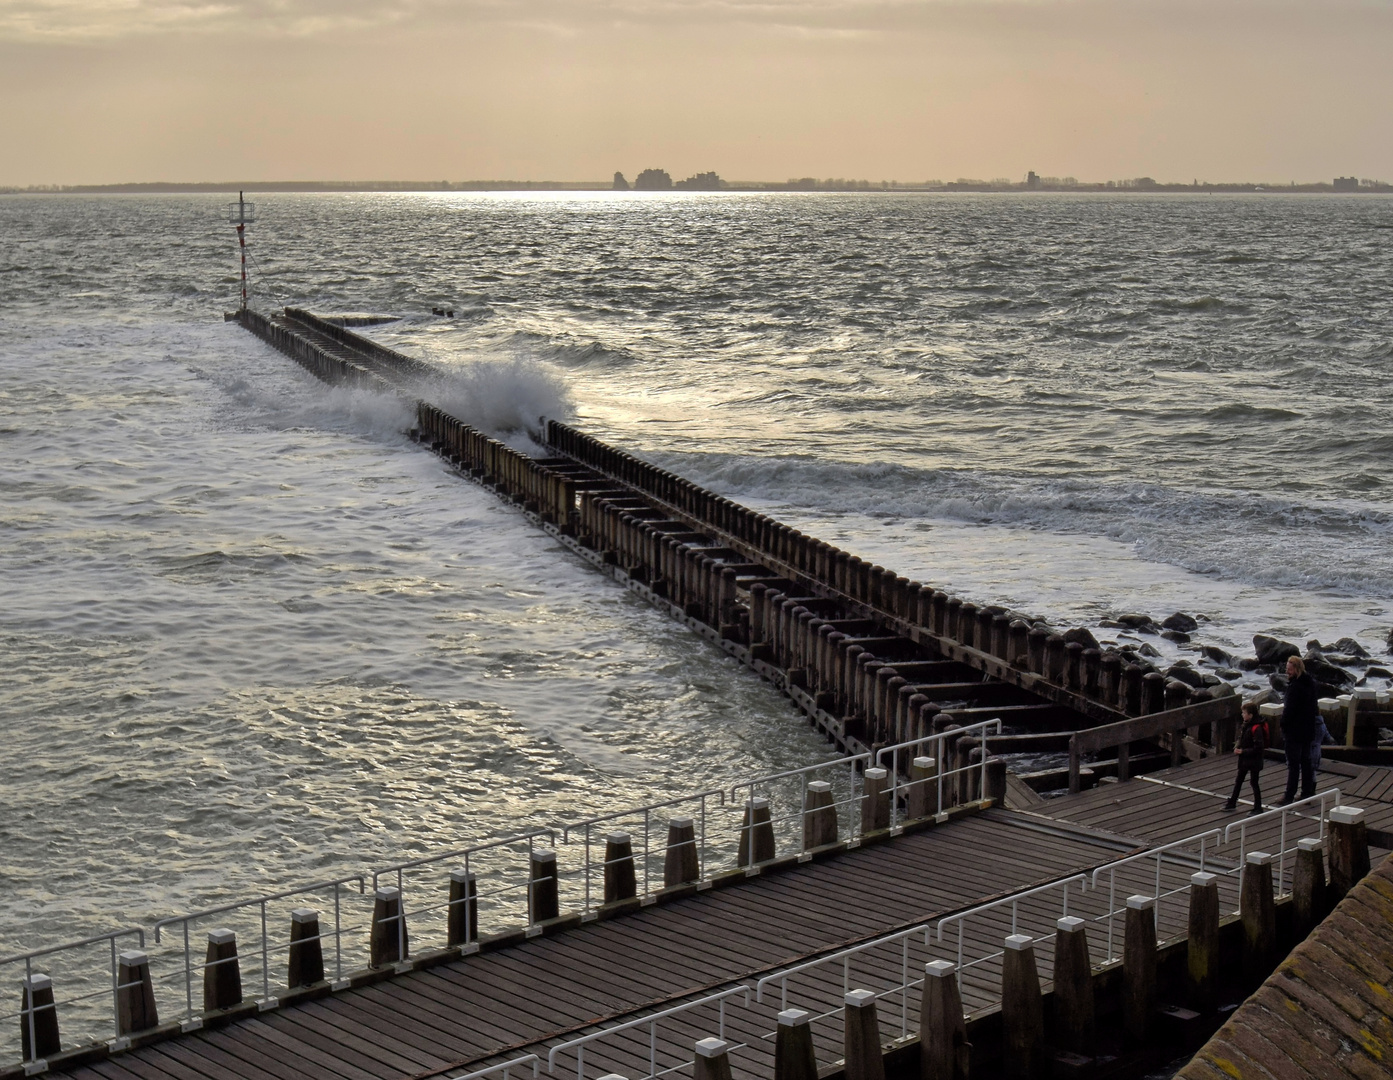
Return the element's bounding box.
[4,179,1392,195]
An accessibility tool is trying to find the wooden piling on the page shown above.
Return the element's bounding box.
[843,989,886,1080]
[530,849,560,923]
[1026,626,1049,674]
[370,887,409,967]
[776,1008,818,1080]
[664,817,700,887]
[1045,634,1066,685]
[908,756,937,820]
[861,768,891,834]
[984,758,1008,806]
[447,871,479,948]
[1240,852,1276,985]
[116,950,159,1035]
[1052,917,1094,1056]
[1293,838,1327,935]
[603,831,638,904]
[1008,620,1030,668]
[694,1038,734,1080]
[803,780,839,850]
[288,907,326,987]
[1186,872,1220,1012]
[1141,672,1165,715]
[203,928,243,1011]
[1001,934,1046,1080]
[1122,896,1156,1045]
[20,973,61,1062]
[738,798,776,867]
[1328,805,1370,901]
[920,960,969,1080]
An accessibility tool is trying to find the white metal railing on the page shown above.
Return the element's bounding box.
[453,1054,541,1080]
[0,927,145,1064]
[1224,789,1340,895]
[936,873,1091,972]
[875,720,1004,827]
[547,986,752,1080]
[151,875,367,1021]
[1087,831,1222,962]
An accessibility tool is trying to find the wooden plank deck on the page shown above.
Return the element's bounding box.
[46,811,1144,1080]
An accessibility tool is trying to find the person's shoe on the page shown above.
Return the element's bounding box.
[1278,798,1295,807]
[1250,806,1265,816]
[1224,800,1239,810]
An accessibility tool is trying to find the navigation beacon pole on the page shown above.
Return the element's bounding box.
[228,191,255,312]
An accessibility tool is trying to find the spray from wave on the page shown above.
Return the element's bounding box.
[424,358,574,449]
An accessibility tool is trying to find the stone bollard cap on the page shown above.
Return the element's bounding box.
[806,780,832,793]
[23,973,53,990]
[1259,703,1283,718]
[1004,933,1033,951]
[1354,688,1378,701]
[1126,895,1155,911]
[864,767,887,780]
[777,1007,811,1027]
[912,756,935,769]
[375,886,400,901]
[606,831,631,845]
[449,868,477,883]
[532,848,558,862]
[1330,806,1365,825]
[1297,837,1323,851]
[748,796,770,810]
[119,950,149,966]
[925,960,956,977]
[669,816,695,829]
[596,1074,629,1080]
[1191,872,1217,887]
[1246,851,1273,866]
[291,907,319,923]
[208,927,237,945]
[694,1038,729,1058]
[845,988,876,1007]
[1056,916,1085,933]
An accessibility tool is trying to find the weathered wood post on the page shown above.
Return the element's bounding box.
[984,758,1008,805]
[1122,896,1156,1045]
[370,887,408,967]
[529,848,559,923]
[1100,652,1123,708]
[116,950,159,1034]
[1065,641,1084,690]
[1186,872,1220,1012]
[908,756,937,820]
[1328,805,1370,902]
[204,928,243,1011]
[664,817,700,886]
[20,974,60,1061]
[861,768,891,834]
[738,797,776,866]
[1045,634,1067,684]
[958,602,979,649]
[776,1007,818,1080]
[992,614,1012,658]
[1082,647,1102,698]
[1241,852,1276,985]
[843,989,886,1080]
[1026,626,1049,674]
[1122,664,1144,717]
[920,960,969,1080]
[1141,672,1165,715]
[803,781,838,850]
[604,831,638,904]
[447,871,479,948]
[1008,619,1030,667]
[694,1037,734,1080]
[1053,917,1094,1056]
[287,908,325,987]
[1001,934,1046,1080]
[1293,838,1327,935]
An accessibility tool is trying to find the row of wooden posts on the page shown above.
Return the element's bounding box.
[237,310,390,393]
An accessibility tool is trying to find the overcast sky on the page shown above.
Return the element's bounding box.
[2,0,1389,185]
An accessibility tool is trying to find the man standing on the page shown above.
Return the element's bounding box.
[1280,655,1318,805]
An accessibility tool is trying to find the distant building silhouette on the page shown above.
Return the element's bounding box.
[613,172,630,191]
[674,171,725,190]
[1333,176,1359,191]
[634,169,673,191]
[1026,171,1040,189]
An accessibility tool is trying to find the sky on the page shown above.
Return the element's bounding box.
[1,0,1390,186]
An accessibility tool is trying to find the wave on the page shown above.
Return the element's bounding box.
[424,358,574,440]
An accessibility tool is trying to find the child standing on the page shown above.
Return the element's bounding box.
[1226,701,1267,814]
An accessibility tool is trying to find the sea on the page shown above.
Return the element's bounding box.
[2,191,1391,1003]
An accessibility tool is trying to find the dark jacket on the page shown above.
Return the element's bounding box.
[1238,718,1267,768]
[1282,672,1319,744]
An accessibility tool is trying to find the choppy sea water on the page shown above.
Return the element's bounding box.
[3,192,1392,967]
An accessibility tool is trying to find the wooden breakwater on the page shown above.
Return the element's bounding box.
[234,307,1240,788]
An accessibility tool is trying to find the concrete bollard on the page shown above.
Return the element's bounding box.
[447,871,479,948]
[843,989,886,1080]
[603,831,638,904]
[803,781,839,850]
[20,973,61,1060]
[1122,896,1156,1045]
[694,1037,734,1080]
[288,908,326,988]
[370,887,409,967]
[116,950,159,1034]
[984,758,1008,805]
[664,817,700,887]
[1329,805,1370,901]
[908,756,937,820]
[738,797,776,867]
[529,849,560,923]
[1293,838,1327,935]
[861,767,891,834]
[1186,872,1221,1012]
[775,1007,818,1080]
[920,961,969,1080]
[1241,852,1276,984]
[1002,934,1045,1080]
[1053,917,1094,1055]
[204,928,244,1011]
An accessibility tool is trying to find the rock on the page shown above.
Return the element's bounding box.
[1166,664,1206,689]
[1218,668,1242,680]
[1269,673,1288,695]
[1201,674,1222,687]
[1237,657,1261,671]
[1249,688,1275,708]
[1210,683,1237,699]
[1117,613,1154,629]
[1063,627,1101,651]
[1253,635,1300,665]
[1161,629,1191,644]
[1162,612,1199,633]
[1304,656,1354,688]
[1201,645,1235,666]
[1307,639,1323,652]
[1324,653,1368,668]
[1137,642,1161,658]
[1333,637,1370,659]
[1316,681,1344,699]
[1099,619,1127,630]
[1386,628,1393,654]
[1368,666,1392,678]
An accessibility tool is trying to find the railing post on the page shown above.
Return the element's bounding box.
[448,871,479,947]
[370,887,408,967]
[1241,852,1276,986]
[1122,896,1155,1045]
[1053,917,1095,1055]
[20,973,61,1061]
[775,1007,818,1080]
[693,1037,734,1080]
[737,798,776,867]
[603,831,638,904]
[116,950,159,1035]
[204,928,244,1012]
[1328,805,1370,902]
[908,756,936,820]
[1293,838,1327,937]
[1186,873,1220,1012]
[664,817,700,887]
[920,960,969,1080]
[288,908,325,988]
[803,781,839,850]
[843,989,886,1080]
[530,849,560,923]
[1001,935,1045,1080]
[861,768,891,833]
